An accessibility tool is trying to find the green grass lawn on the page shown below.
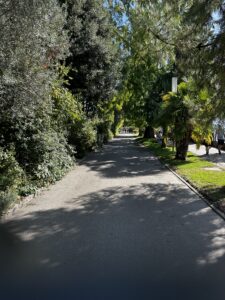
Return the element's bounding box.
[139,138,225,211]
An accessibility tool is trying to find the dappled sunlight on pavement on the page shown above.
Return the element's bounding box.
[1,137,225,299]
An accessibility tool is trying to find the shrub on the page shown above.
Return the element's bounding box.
[107,129,114,141]
[0,147,24,211]
[0,147,24,191]
[52,74,97,158]
[28,131,75,185]
[0,190,18,212]
[96,120,113,145]
[69,120,97,158]
[18,184,37,197]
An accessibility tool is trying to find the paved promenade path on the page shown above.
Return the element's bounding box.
[1,136,225,300]
[189,143,225,169]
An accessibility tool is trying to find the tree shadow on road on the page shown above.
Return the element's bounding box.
[1,182,225,299]
[82,138,167,178]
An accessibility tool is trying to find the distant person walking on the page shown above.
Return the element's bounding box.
[202,136,212,155]
[217,125,225,154]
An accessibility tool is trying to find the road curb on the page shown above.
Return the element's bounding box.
[138,139,225,221]
[165,163,225,221]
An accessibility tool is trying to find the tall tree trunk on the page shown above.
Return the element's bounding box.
[139,128,144,136]
[144,126,154,138]
[161,126,168,148]
[175,130,191,160]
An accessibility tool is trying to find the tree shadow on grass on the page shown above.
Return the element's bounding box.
[167,153,200,169]
[1,183,225,299]
[139,139,194,168]
[202,186,225,207]
[198,152,225,165]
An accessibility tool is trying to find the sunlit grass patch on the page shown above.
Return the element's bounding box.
[139,138,225,210]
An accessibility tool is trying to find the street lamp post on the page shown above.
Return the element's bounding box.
[171,64,178,93]
[171,66,178,152]
[172,76,178,93]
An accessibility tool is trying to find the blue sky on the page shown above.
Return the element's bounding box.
[212,10,221,34]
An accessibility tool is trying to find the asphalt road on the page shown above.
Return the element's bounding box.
[1,135,225,300]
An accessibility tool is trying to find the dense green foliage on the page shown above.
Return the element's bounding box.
[111,0,225,159]
[160,83,192,160]
[0,147,24,210]
[61,0,120,116]
[1,0,225,211]
[0,0,120,211]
